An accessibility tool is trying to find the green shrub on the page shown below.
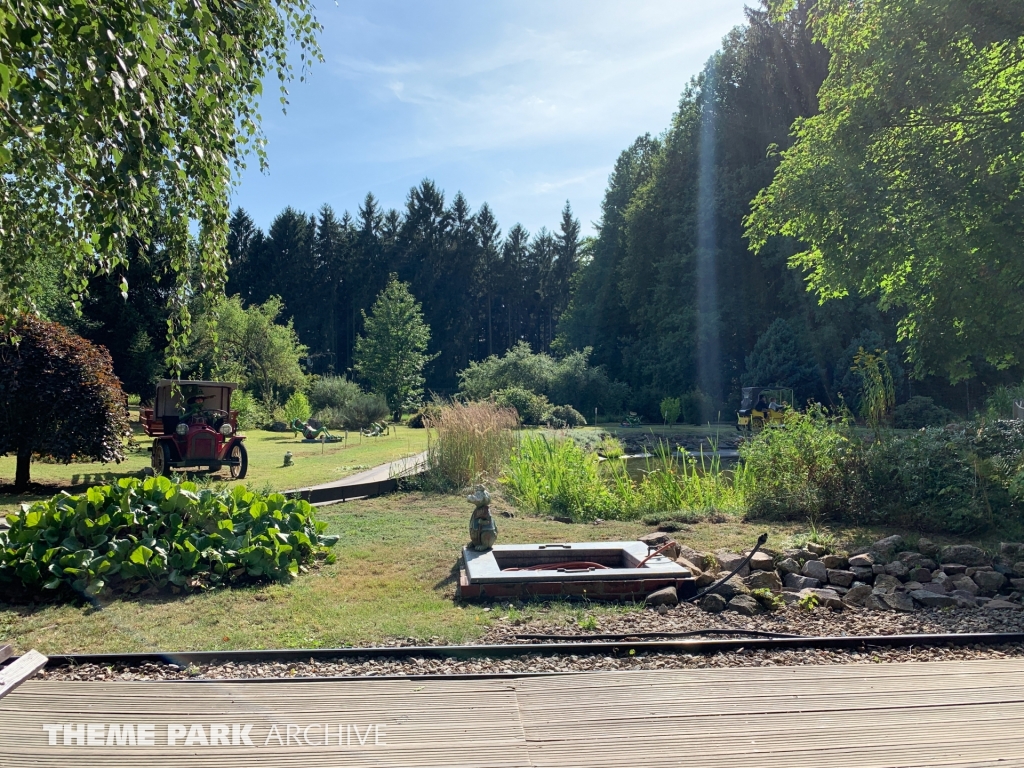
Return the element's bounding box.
[739,406,866,522]
[339,393,390,430]
[313,407,345,430]
[893,396,955,429]
[308,376,362,412]
[660,396,681,425]
[282,392,312,424]
[597,435,625,459]
[985,384,1024,420]
[458,342,629,415]
[0,477,339,598]
[680,389,714,425]
[494,387,550,425]
[231,390,272,430]
[546,404,587,428]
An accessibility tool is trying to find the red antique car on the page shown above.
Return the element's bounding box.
[141,380,248,478]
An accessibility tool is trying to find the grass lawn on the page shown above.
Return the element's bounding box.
[1,487,1010,656]
[0,422,429,519]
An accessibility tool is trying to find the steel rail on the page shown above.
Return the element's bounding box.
[9,632,1024,669]
[514,628,805,641]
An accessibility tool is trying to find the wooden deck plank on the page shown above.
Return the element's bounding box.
[1,659,1023,767]
[0,650,47,700]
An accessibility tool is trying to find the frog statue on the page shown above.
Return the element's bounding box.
[467,485,497,551]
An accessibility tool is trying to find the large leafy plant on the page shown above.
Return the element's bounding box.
[0,477,338,598]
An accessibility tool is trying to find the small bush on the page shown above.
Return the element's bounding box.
[282,392,312,424]
[0,477,338,598]
[739,406,866,522]
[308,376,362,412]
[425,400,519,489]
[407,402,442,429]
[232,390,273,430]
[313,407,345,430]
[680,389,715,425]
[339,393,390,430]
[494,387,550,425]
[660,396,681,425]
[597,435,625,459]
[893,396,955,429]
[546,404,587,428]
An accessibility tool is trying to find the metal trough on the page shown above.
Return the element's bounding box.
[458,541,697,601]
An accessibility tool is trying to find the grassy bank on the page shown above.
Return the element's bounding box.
[1,489,1012,655]
[0,423,429,518]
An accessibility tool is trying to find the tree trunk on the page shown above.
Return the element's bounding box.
[15,449,31,491]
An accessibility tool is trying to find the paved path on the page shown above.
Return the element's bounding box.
[283,451,428,505]
[4,658,1024,766]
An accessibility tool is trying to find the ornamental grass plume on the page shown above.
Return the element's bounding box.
[425,400,518,489]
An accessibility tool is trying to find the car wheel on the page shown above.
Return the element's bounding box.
[229,443,248,479]
[152,442,172,477]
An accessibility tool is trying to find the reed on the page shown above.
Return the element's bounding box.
[425,400,519,489]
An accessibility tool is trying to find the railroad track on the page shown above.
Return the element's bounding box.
[11,631,1024,673]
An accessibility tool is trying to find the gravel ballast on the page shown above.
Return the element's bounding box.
[32,601,1024,682]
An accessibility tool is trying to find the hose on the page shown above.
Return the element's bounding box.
[684,532,769,603]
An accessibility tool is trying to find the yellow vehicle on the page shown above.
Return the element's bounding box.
[736,387,795,432]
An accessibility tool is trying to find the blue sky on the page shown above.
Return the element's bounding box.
[231,1,753,236]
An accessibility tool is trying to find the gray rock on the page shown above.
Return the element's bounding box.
[873,574,903,594]
[843,584,874,606]
[695,572,717,588]
[950,576,980,595]
[713,575,751,599]
[909,567,932,582]
[942,564,968,576]
[827,569,855,587]
[983,599,1024,612]
[783,573,821,590]
[1010,578,1024,591]
[939,545,990,567]
[851,566,875,582]
[885,561,909,578]
[821,554,847,569]
[921,582,947,594]
[919,559,938,571]
[645,585,679,606]
[805,542,827,556]
[898,551,927,566]
[1015,562,1024,577]
[865,594,892,611]
[903,581,924,591]
[917,537,940,557]
[715,551,750,577]
[871,535,905,561]
[872,564,887,575]
[701,593,727,613]
[746,570,782,592]
[802,559,829,582]
[932,571,952,590]
[909,589,957,608]
[776,557,801,575]
[795,549,820,561]
[677,545,708,569]
[748,551,775,571]
[848,553,875,567]
[966,565,993,577]
[999,542,1024,558]
[675,557,703,578]
[797,587,843,610]
[726,594,763,616]
[881,592,916,612]
[950,591,979,608]
[973,570,1007,593]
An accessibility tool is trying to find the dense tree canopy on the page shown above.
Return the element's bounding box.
[227,184,584,393]
[0,0,321,369]
[747,0,1024,382]
[0,316,129,490]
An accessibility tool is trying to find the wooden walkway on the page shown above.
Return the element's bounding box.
[3,659,1024,766]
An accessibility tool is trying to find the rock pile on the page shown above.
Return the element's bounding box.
[662,535,1024,616]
